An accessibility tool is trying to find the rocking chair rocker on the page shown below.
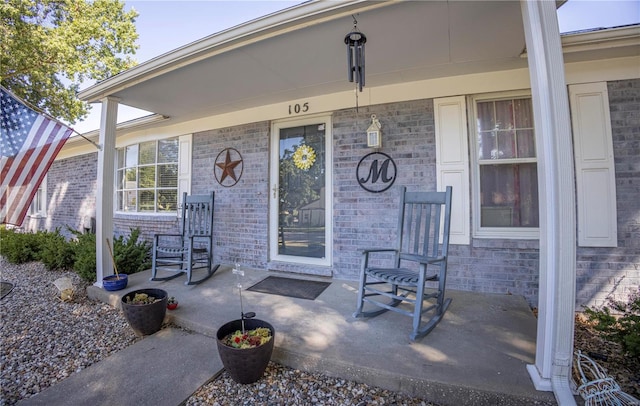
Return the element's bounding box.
[151,192,220,285]
[353,186,453,341]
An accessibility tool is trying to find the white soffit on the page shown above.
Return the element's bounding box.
[79,1,528,122]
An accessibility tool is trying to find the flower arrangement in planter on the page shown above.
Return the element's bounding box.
[167,296,178,310]
[216,265,275,384]
[221,326,272,349]
[125,292,161,305]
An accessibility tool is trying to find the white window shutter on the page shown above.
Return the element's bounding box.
[434,96,470,245]
[569,83,618,247]
[178,134,192,210]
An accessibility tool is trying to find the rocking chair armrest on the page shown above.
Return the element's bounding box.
[360,248,398,255]
[400,253,446,264]
[153,233,183,242]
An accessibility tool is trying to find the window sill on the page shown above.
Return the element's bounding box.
[114,212,178,222]
[473,228,539,241]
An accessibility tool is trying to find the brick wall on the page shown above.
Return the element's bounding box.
[192,122,271,270]
[25,152,99,238]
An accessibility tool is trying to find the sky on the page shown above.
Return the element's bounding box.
[70,0,640,134]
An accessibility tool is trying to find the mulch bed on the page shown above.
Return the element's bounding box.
[573,314,639,399]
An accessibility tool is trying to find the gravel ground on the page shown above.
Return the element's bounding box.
[186,364,434,406]
[0,259,139,405]
[0,259,435,406]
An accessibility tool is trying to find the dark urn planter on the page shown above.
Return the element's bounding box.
[216,318,275,384]
[103,274,128,291]
[121,288,168,336]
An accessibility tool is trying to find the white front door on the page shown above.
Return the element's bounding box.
[269,115,332,266]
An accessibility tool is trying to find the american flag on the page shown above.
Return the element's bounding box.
[1,87,73,225]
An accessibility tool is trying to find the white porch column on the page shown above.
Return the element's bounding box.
[95,97,119,287]
[520,1,577,405]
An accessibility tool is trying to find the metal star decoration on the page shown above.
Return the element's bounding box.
[214,148,243,187]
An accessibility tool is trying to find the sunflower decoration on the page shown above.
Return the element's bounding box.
[292,145,316,171]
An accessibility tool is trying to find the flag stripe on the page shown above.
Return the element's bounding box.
[1,88,73,225]
[10,128,71,224]
[6,124,71,225]
[1,116,50,198]
[6,120,60,201]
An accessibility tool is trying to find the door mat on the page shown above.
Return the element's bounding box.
[247,276,330,300]
[1,282,15,300]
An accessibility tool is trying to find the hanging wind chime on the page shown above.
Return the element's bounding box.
[344,16,366,93]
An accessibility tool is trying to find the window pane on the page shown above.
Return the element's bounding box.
[478,131,494,160]
[138,166,156,188]
[496,129,516,159]
[158,139,179,163]
[476,101,495,131]
[139,142,156,165]
[124,168,137,188]
[495,100,514,130]
[125,145,138,167]
[158,164,178,187]
[117,169,124,190]
[158,189,177,211]
[514,98,533,128]
[117,149,125,169]
[123,190,136,211]
[139,190,155,212]
[517,129,536,158]
[479,163,538,227]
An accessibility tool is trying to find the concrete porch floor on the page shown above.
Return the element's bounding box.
[25,265,558,405]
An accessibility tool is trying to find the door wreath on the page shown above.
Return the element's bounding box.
[292,145,316,171]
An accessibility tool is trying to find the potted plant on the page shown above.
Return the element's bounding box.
[102,238,128,291]
[167,296,179,310]
[216,266,275,384]
[121,288,168,336]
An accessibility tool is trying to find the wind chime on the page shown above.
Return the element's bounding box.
[344,16,367,95]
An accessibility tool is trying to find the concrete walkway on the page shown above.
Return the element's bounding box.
[19,266,557,406]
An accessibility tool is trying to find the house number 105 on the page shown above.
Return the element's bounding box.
[288,102,309,115]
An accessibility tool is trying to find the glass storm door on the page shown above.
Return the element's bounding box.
[269,116,332,266]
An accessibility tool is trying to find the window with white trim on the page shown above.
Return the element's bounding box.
[116,138,179,213]
[470,92,539,239]
[29,175,46,217]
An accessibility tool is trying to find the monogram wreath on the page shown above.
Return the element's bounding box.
[292,145,316,171]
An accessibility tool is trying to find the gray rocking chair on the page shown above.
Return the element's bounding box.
[151,192,220,285]
[353,186,453,341]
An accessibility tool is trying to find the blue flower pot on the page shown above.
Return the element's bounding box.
[103,274,128,291]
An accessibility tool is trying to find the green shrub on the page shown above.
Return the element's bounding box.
[69,229,97,281]
[113,228,152,275]
[584,291,640,359]
[39,228,75,270]
[1,225,151,282]
[0,227,45,264]
[69,227,151,282]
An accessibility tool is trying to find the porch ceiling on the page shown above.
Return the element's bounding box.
[82,1,530,122]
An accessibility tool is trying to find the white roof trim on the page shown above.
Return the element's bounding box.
[65,114,168,144]
[521,24,640,58]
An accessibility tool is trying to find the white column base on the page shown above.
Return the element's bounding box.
[527,364,553,392]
